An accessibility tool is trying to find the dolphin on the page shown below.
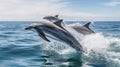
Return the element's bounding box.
[25,21,83,51]
[70,22,94,35]
[43,15,59,22]
[43,15,66,29]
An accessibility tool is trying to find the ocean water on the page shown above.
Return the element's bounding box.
[0,21,120,67]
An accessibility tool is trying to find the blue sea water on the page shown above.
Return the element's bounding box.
[0,21,120,67]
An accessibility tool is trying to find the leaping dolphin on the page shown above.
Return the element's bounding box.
[70,22,94,35]
[43,15,59,22]
[25,21,83,51]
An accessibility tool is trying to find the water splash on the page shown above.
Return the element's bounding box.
[81,33,109,53]
[81,33,120,67]
[38,23,120,67]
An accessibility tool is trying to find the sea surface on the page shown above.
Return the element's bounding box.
[0,21,120,67]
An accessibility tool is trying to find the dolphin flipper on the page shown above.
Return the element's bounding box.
[34,27,50,42]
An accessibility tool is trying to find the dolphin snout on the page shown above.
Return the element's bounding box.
[25,23,38,30]
[25,23,42,30]
[25,26,33,30]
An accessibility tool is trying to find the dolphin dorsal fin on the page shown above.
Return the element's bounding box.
[54,19,63,27]
[83,22,95,33]
[83,22,91,29]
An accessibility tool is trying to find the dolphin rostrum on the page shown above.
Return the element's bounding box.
[25,21,83,51]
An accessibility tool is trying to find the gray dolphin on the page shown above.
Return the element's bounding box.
[43,15,66,30]
[70,22,94,35]
[25,21,83,51]
[43,15,59,22]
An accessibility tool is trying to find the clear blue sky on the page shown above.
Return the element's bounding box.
[0,0,120,21]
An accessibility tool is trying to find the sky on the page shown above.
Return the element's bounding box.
[0,0,120,21]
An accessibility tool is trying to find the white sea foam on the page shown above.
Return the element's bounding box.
[80,33,120,66]
[81,33,109,53]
